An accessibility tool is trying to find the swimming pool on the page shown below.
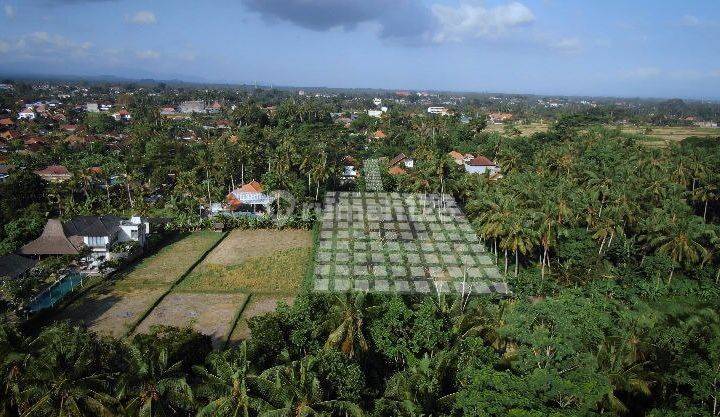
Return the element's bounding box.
[28,272,85,313]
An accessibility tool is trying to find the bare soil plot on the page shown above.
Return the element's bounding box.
[56,232,223,336]
[134,292,248,348]
[178,229,312,294]
[228,295,296,343]
[57,288,165,337]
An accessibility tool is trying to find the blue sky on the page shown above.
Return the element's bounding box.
[0,0,719,99]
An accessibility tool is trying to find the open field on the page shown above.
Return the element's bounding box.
[314,191,508,294]
[177,229,313,294]
[57,288,165,337]
[56,231,223,337]
[486,122,549,136]
[620,125,719,142]
[134,292,248,348]
[485,122,719,144]
[115,231,223,290]
[228,295,296,343]
[132,229,310,344]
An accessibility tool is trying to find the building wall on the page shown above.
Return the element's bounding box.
[464,164,500,175]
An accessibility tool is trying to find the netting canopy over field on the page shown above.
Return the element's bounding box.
[314,191,509,295]
[363,158,384,191]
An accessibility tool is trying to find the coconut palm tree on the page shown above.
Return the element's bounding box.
[645,209,711,283]
[20,325,118,417]
[117,343,194,417]
[193,343,275,417]
[378,351,457,417]
[321,293,369,359]
[259,356,363,417]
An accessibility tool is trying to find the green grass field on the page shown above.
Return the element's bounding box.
[114,231,223,291]
[178,247,312,294]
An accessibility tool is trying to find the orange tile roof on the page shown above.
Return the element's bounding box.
[388,165,407,175]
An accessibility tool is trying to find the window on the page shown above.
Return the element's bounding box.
[131,230,138,239]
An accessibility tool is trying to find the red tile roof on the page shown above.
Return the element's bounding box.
[238,180,263,193]
[466,156,496,166]
[35,165,70,175]
[388,165,407,175]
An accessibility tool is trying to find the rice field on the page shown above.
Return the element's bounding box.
[314,191,508,294]
[57,231,224,337]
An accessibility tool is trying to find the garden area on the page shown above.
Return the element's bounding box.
[56,231,224,337]
[134,229,313,346]
[314,191,507,294]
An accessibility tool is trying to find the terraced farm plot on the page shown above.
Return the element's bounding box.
[134,293,248,348]
[178,229,312,294]
[115,231,224,290]
[314,191,508,294]
[57,231,223,337]
[227,295,296,343]
[133,229,310,344]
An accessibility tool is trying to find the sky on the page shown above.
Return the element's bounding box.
[0,0,719,99]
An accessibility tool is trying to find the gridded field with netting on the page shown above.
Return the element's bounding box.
[363,159,384,191]
[314,191,509,294]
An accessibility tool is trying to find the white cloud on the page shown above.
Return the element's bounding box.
[431,1,535,43]
[0,40,9,53]
[177,51,197,62]
[549,37,582,53]
[127,10,156,25]
[4,4,15,18]
[135,49,160,60]
[680,14,700,27]
[622,67,661,79]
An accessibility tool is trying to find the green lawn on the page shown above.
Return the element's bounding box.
[114,231,223,291]
[177,247,312,294]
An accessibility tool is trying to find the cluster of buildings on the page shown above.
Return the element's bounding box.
[0,215,150,283]
[161,100,224,116]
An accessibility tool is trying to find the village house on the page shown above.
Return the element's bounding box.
[341,156,359,183]
[34,165,73,182]
[373,130,387,140]
[85,103,99,113]
[1,130,19,140]
[0,163,13,182]
[23,137,47,152]
[111,109,131,122]
[179,100,206,114]
[0,118,14,129]
[20,216,150,266]
[225,180,274,215]
[448,150,475,165]
[464,155,502,176]
[206,101,223,113]
[160,106,176,115]
[17,108,36,120]
[368,109,383,118]
[427,106,452,116]
[488,112,514,124]
[389,153,414,169]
